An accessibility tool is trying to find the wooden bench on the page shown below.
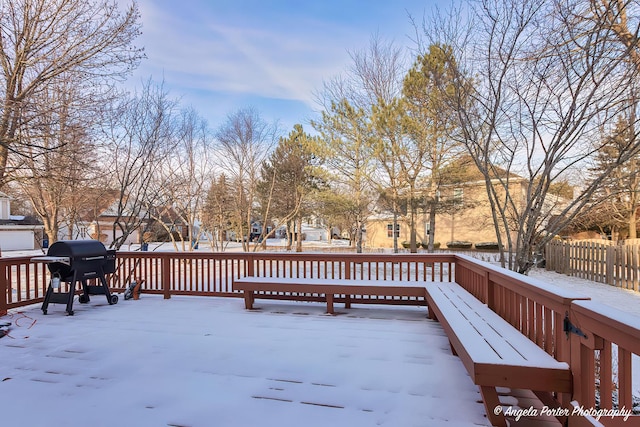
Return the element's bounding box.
[233,277,428,314]
[425,282,571,427]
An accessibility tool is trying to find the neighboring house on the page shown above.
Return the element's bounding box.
[63,198,198,247]
[62,189,148,247]
[146,206,191,242]
[365,212,429,249]
[366,159,572,249]
[87,201,146,247]
[0,192,44,251]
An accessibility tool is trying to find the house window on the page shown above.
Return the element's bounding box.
[387,223,400,238]
[453,188,464,203]
[425,222,431,235]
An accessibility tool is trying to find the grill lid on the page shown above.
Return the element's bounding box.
[47,240,108,259]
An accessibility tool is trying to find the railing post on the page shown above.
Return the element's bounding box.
[486,273,494,310]
[0,260,7,316]
[246,253,255,277]
[162,254,171,300]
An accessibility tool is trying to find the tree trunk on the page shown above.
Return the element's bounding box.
[286,220,293,251]
[629,208,637,239]
[393,210,399,253]
[296,216,303,252]
[409,194,418,253]
[428,204,437,252]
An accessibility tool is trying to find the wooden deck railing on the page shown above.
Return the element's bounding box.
[1,251,637,425]
[454,255,590,365]
[569,300,640,420]
[0,256,52,311]
[105,252,457,297]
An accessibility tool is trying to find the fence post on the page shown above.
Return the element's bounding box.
[161,254,171,300]
[631,245,640,291]
[606,243,612,283]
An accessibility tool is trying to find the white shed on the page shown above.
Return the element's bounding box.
[0,193,43,252]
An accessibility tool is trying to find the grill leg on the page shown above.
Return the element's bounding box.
[41,282,54,315]
[65,273,78,316]
[99,272,118,305]
[79,279,90,303]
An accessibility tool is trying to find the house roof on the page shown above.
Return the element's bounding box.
[437,155,526,185]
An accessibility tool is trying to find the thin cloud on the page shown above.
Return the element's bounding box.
[123,0,429,127]
[134,1,362,108]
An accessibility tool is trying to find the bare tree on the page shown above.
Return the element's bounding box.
[314,35,406,253]
[9,72,102,243]
[586,0,640,68]
[202,174,233,251]
[100,80,175,249]
[583,114,640,239]
[151,107,212,250]
[214,107,278,251]
[0,0,143,187]
[317,33,406,112]
[427,0,640,272]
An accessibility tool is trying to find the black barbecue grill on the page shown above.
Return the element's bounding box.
[32,240,119,315]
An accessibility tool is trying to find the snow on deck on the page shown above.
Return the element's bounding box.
[1,295,489,427]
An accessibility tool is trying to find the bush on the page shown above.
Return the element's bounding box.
[475,242,501,250]
[446,240,473,249]
[401,241,410,248]
[420,242,441,249]
[155,230,182,242]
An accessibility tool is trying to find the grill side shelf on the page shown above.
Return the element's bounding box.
[30,256,71,266]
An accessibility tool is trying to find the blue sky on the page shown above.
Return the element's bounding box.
[124,0,438,134]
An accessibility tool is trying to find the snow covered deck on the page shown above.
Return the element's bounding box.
[2,251,639,425]
[2,296,491,427]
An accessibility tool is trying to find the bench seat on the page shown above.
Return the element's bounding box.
[425,282,571,426]
[233,277,428,314]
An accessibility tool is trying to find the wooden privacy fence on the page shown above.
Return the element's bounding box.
[546,239,640,292]
[1,251,638,426]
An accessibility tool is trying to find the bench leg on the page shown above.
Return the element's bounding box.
[428,306,437,321]
[449,341,458,356]
[326,294,334,314]
[480,386,506,427]
[243,290,254,310]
